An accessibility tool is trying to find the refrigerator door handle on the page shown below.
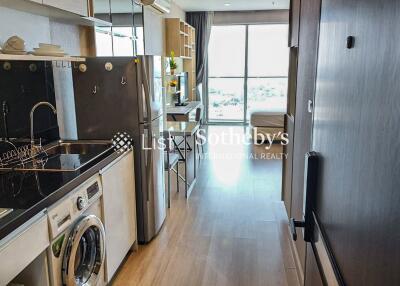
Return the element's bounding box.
[140,57,152,122]
[144,126,153,202]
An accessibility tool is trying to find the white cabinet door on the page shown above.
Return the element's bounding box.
[100,151,137,282]
[0,212,49,285]
[42,0,88,16]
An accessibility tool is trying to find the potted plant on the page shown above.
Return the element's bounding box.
[169,79,178,93]
[169,50,178,75]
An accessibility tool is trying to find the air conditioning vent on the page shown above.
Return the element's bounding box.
[151,0,171,14]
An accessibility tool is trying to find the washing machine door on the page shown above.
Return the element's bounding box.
[62,215,105,286]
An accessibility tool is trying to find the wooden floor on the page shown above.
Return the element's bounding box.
[112,126,300,286]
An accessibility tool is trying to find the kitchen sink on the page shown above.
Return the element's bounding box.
[0,140,113,172]
[44,141,112,156]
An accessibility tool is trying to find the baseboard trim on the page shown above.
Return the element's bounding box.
[288,226,304,285]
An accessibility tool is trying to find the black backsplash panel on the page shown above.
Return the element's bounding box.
[0,61,59,144]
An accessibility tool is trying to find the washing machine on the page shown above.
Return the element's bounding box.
[47,175,106,286]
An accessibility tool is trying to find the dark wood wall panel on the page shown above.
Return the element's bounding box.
[312,0,400,284]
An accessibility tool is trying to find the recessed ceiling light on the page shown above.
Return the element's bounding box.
[224,3,231,6]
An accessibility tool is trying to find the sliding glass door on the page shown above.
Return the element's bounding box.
[207,24,289,123]
[208,25,246,122]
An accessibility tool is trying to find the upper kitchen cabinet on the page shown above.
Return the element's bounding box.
[43,0,88,16]
[0,0,108,26]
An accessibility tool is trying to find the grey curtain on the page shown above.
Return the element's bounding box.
[186,12,214,93]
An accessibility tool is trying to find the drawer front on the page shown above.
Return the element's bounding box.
[0,212,49,285]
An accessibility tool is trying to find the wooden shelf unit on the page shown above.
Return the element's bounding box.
[166,18,197,101]
[165,18,195,59]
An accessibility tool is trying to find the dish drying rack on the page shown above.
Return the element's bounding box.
[0,141,48,169]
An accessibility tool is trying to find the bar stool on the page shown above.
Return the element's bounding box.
[165,151,180,208]
[194,106,205,158]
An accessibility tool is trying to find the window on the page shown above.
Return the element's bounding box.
[208,24,289,123]
[95,26,135,57]
[112,27,134,57]
[95,27,113,57]
[208,25,246,121]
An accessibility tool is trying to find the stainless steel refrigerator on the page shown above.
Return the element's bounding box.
[72,56,166,243]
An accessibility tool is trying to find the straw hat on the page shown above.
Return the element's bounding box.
[3,36,25,51]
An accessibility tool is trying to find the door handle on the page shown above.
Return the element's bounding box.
[290,151,319,242]
[290,218,305,241]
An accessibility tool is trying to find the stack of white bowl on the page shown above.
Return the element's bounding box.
[32,43,66,57]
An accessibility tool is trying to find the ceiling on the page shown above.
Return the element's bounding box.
[173,0,289,12]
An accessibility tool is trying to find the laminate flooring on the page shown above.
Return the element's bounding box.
[112,126,300,286]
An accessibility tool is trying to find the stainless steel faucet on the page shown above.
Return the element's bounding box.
[30,102,57,146]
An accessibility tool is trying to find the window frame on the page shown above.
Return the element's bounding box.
[207,23,289,124]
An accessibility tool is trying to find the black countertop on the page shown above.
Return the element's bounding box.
[0,149,121,241]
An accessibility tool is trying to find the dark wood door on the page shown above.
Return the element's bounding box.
[304,0,400,284]
[290,0,322,272]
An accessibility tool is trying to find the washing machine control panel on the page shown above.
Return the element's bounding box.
[76,196,87,210]
[87,181,100,200]
[47,175,103,239]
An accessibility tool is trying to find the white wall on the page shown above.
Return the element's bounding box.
[0,7,51,51]
[49,21,80,55]
[143,0,186,56]
[167,1,186,20]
